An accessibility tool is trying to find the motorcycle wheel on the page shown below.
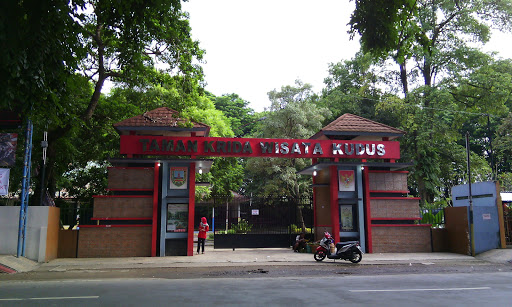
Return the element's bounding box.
[314,251,326,262]
[349,250,362,263]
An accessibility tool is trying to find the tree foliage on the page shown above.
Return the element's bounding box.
[1,0,205,203]
[348,1,512,201]
[319,52,399,125]
[213,93,256,137]
[244,80,331,198]
[0,0,84,112]
[350,0,512,95]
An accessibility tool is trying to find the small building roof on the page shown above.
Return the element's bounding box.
[310,113,406,141]
[113,107,210,137]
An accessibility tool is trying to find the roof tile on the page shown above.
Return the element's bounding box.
[319,113,405,134]
[113,107,209,129]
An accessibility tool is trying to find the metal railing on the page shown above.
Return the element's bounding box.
[55,198,94,228]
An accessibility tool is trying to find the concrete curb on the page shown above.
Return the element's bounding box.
[475,249,512,264]
[2,247,511,274]
[0,255,40,274]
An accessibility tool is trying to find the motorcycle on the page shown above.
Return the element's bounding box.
[314,232,363,263]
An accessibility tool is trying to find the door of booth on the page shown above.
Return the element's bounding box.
[337,166,365,252]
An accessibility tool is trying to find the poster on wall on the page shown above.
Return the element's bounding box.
[0,133,17,167]
[0,168,9,196]
[338,170,355,191]
[167,204,188,232]
[340,205,354,231]
[169,167,188,189]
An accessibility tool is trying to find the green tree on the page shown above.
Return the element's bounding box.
[0,0,84,112]
[495,113,512,190]
[319,52,399,126]
[350,1,512,203]
[213,93,256,137]
[61,81,244,203]
[350,0,512,96]
[1,1,205,202]
[244,80,331,231]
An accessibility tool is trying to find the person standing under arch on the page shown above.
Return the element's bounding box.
[197,217,209,254]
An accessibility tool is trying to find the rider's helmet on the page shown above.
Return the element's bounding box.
[324,232,331,239]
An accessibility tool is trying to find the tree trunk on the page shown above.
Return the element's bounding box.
[37,22,108,201]
[399,62,409,96]
[294,180,306,233]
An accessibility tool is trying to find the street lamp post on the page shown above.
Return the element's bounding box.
[39,130,48,206]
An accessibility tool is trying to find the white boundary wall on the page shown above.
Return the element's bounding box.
[0,206,52,262]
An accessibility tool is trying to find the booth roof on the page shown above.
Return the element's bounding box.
[113,107,210,135]
[311,113,406,140]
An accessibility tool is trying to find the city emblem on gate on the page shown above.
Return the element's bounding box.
[170,167,188,189]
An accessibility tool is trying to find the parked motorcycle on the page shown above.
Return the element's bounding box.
[314,232,363,263]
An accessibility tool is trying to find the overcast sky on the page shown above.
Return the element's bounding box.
[182,0,360,112]
[182,0,512,113]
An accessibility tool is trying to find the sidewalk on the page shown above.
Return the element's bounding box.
[4,246,509,274]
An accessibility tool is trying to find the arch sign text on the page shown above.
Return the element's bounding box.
[120,136,400,159]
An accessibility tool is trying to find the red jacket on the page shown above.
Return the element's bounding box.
[198,217,209,239]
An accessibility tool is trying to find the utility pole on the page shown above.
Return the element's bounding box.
[466,132,475,257]
[39,130,48,205]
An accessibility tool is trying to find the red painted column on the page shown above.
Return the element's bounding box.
[363,167,372,253]
[329,165,340,243]
[312,172,317,232]
[312,159,317,234]
[151,162,160,257]
[187,163,196,256]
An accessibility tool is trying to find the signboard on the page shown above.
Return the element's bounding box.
[0,133,17,167]
[340,205,355,231]
[167,204,188,232]
[170,167,188,190]
[338,170,355,192]
[120,135,401,160]
[482,213,491,220]
[0,168,9,196]
[251,209,259,216]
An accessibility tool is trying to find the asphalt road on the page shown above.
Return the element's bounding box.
[1,270,512,306]
[1,260,511,281]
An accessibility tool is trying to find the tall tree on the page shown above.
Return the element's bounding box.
[494,113,512,191]
[350,0,512,96]
[319,52,399,126]
[350,1,512,203]
[244,80,331,230]
[57,82,241,203]
[1,1,205,201]
[0,0,84,112]
[213,93,256,137]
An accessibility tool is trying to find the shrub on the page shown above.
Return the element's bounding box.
[231,219,253,233]
[289,224,313,234]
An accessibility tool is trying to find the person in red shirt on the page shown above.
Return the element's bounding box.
[197,217,209,254]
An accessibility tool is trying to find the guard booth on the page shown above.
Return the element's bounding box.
[298,114,429,253]
[77,108,433,257]
[78,108,213,257]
